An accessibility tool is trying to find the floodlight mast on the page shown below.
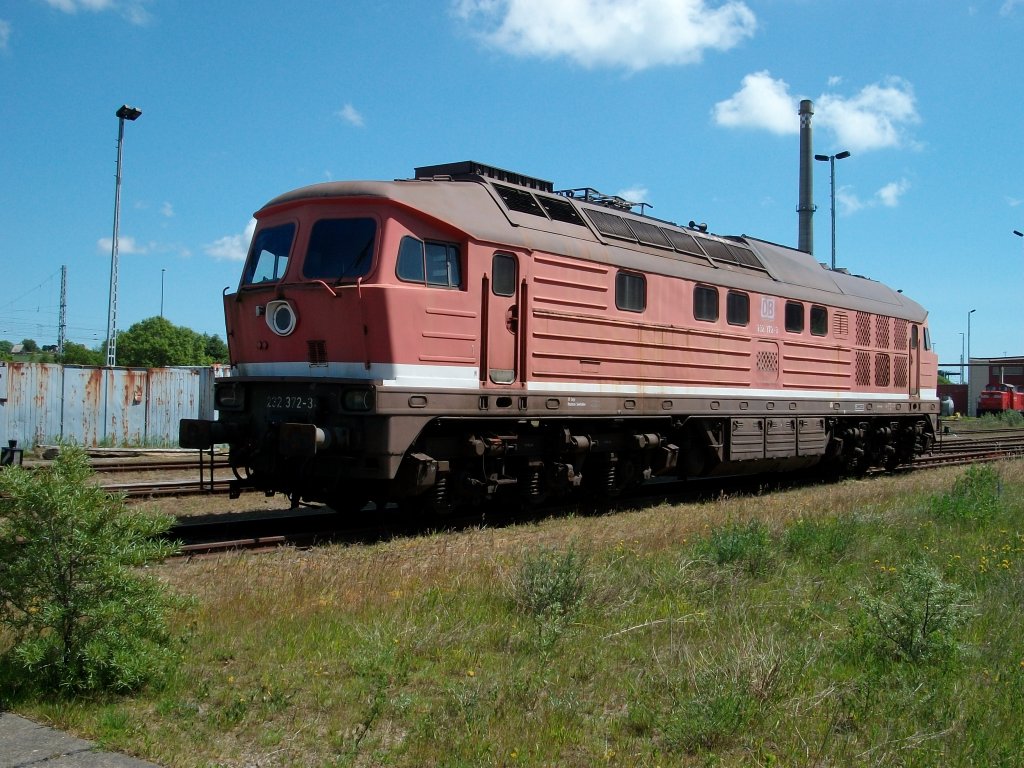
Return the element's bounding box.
[105,104,142,368]
[814,151,851,270]
[102,104,141,443]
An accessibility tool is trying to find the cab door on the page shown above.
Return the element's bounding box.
[910,325,921,396]
[483,252,519,385]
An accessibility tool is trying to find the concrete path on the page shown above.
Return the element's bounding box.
[1,712,160,768]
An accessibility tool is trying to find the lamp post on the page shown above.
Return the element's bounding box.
[814,150,851,270]
[160,268,166,318]
[960,332,965,385]
[967,308,976,415]
[103,104,141,443]
[105,104,142,367]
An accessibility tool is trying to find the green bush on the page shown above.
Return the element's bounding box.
[783,514,860,562]
[655,678,756,753]
[0,445,180,696]
[700,520,773,575]
[929,465,1002,522]
[852,559,972,664]
[511,547,588,622]
[977,410,1024,428]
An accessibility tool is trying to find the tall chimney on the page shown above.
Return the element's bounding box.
[797,99,815,254]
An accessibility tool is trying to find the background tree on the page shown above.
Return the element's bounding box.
[60,341,104,366]
[116,316,210,367]
[0,340,12,355]
[19,338,38,353]
[203,333,229,363]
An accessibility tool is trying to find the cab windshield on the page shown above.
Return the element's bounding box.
[303,218,377,282]
[242,223,295,285]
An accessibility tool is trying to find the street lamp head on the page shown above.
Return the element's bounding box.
[835,150,852,160]
[814,154,829,162]
[1013,230,1023,238]
[116,104,142,121]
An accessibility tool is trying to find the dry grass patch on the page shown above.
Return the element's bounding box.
[12,461,1024,767]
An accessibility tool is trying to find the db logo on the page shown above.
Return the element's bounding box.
[760,297,776,320]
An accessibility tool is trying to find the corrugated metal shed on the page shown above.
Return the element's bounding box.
[0,363,222,449]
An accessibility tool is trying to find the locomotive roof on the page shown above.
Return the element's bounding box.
[261,165,927,323]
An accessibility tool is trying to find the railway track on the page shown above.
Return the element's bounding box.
[14,426,1024,515]
[103,477,232,497]
[170,442,1024,556]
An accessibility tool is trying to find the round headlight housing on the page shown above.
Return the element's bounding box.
[266,300,297,336]
[343,388,373,412]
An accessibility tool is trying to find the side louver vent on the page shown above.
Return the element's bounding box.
[308,340,327,366]
[493,183,546,216]
[538,196,586,226]
[584,208,638,241]
[700,238,767,273]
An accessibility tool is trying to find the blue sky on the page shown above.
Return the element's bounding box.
[1,0,1022,373]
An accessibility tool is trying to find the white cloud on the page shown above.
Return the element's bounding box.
[834,179,911,215]
[714,73,920,153]
[97,235,149,255]
[0,20,10,53]
[617,186,650,204]
[454,0,756,71]
[1007,196,1023,208]
[1000,0,1024,16]
[160,201,174,218]
[835,186,864,216]
[337,103,365,128]
[712,70,797,134]
[42,0,151,25]
[815,78,919,153]
[204,218,257,262]
[877,178,910,207]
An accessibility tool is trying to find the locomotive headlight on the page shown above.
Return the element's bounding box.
[342,388,374,412]
[214,382,245,410]
[266,300,297,336]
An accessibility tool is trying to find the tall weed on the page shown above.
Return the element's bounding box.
[700,520,773,575]
[783,514,861,562]
[852,559,972,663]
[510,547,588,647]
[929,465,1002,522]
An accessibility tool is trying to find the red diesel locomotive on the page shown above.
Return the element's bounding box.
[977,384,1024,416]
[180,161,939,512]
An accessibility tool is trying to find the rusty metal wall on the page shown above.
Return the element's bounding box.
[0,362,223,448]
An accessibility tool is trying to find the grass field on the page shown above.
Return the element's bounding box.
[10,460,1024,767]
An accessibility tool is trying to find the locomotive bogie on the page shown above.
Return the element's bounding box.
[181,162,940,512]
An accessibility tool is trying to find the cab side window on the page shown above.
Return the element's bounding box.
[810,305,828,336]
[615,271,646,312]
[785,301,804,333]
[492,253,517,296]
[397,236,461,288]
[726,291,749,326]
[694,285,719,322]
